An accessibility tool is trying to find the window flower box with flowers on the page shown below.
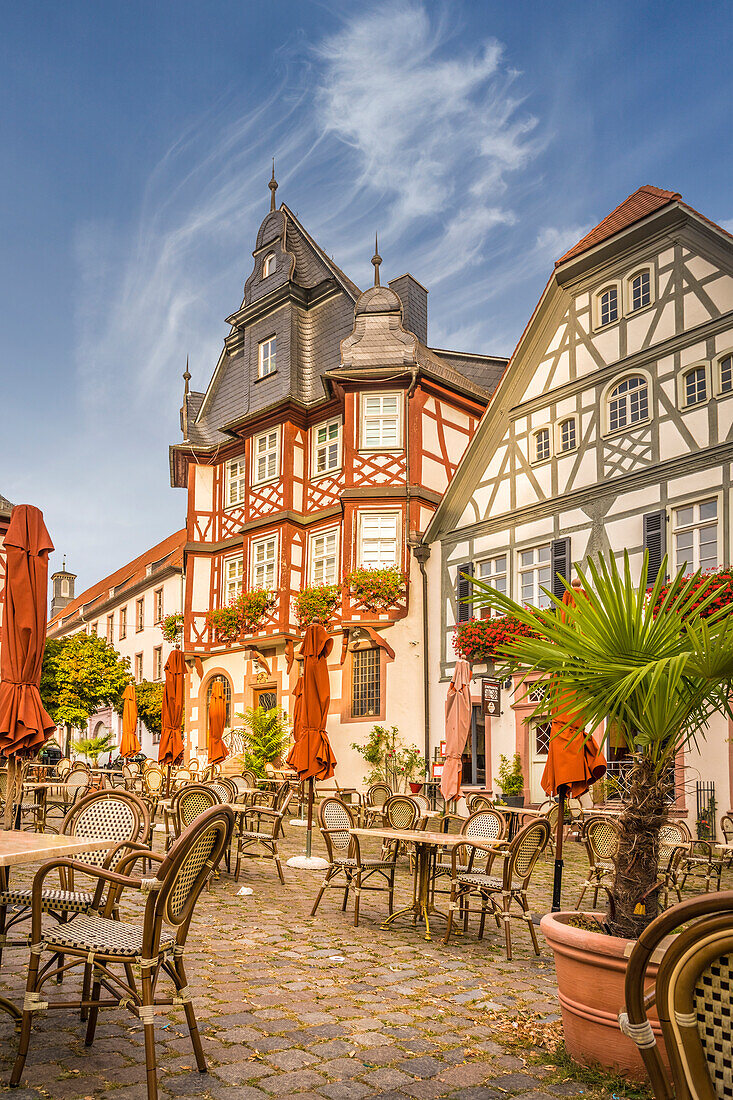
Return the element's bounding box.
[346,566,406,612]
[206,589,277,645]
[293,584,341,629]
[159,613,184,644]
[652,566,733,620]
[453,615,539,664]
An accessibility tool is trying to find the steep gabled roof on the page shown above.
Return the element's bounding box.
[280,204,361,300]
[557,186,681,266]
[48,529,186,632]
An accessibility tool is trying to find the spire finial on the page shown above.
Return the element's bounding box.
[269,158,278,212]
[372,232,381,287]
[183,356,191,395]
[62,555,66,571]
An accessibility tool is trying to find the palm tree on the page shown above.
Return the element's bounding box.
[469,551,733,938]
[72,730,117,767]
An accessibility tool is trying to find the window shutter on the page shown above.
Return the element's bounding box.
[456,561,474,623]
[643,510,666,584]
[550,538,571,601]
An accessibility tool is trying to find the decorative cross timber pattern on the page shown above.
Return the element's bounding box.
[249,482,284,518]
[603,426,653,478]
[193,513,215,542]
[189,612,213,648]
[344,593,408,622]
[352,452,406,486]
[307,476,342,510]
[220,508,247,540]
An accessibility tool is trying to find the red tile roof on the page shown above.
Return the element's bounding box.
[556,186,681,266]
[48,529,186,630]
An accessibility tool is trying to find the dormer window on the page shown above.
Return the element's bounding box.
[629,270,651,311]
[599,286,619,327]
[258,336,277,379]
[262,252,276,278]
[532,427,551,463]
[683,365,708,407]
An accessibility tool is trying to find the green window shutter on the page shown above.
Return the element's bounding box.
[550,538,571,601]
[643,510,666,584]
[456,561,474,623]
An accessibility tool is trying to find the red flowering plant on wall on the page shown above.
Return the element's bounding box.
[651,567,733,621]
[206,589,277,645]
[293,585,341,629]
[453,615,540,664]
[346,566,406,611]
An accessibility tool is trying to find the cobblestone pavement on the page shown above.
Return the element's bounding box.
[0,814,721,1100]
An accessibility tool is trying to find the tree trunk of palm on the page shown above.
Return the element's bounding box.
[609,754,670,939]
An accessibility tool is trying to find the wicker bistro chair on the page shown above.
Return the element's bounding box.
[56,758,72,780]
[362,783,393,827]
[657,821,693,908]
[10,804,235,1100]
[619,891,733,1100]
[678,839,725,895]
[228,775,254,803]
[443,818,551,959]
[310,798,399,926]
[381,795,423,863]
[467,794,494,814]
[165,784,221,852]
[575,817,620,909]
[233,787,293,884]
[251,778,291,812]
[432,809,507,903]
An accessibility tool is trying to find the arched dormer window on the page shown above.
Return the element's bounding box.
[628,269,651,311]
[599,285,619,327]
[262,252,276,278]
[532,426,551,463]
[682,365,708,407]
[607,375,649,432]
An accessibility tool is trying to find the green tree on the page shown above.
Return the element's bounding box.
[41,632,131,753]
[129,681,164,741]
[469,551,733,938]
[231,706,291,778]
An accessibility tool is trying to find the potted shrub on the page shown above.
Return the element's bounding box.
[470,551,733,1076]
[346,566,406,612]
[496,753,524,807]
[293,584,340,629]
[352,725,425,793]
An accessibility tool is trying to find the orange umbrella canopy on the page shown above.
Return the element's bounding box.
[440,659,472,803]
[120,683,140,758]
[0,505,56,758]
[286,623,336,781]
[541,585,606,799]
[207,680,229,766]
[159,648,185,766]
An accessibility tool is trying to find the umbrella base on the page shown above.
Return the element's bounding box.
[286,855,329,870]
[289,819,308,827]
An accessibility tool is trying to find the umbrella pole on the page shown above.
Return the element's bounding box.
[551,786,566,912]
[305,778,314,860]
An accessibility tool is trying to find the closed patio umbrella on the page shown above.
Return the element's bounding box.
[0,505,56,828]
[207,680,229,766]
[119,683,140,758]
[440,659,472,804]
[286,623,335,868]
[159,648,185,768]
[543,583,606,911]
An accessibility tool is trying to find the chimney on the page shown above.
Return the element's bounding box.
[388,274,428,345]
[50,559,76,617]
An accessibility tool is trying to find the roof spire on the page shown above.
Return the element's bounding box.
[182,357,191,441]
[269,158,278,212]
[372,232,381,286]
[62,555,66,571]
[183,355,191,395]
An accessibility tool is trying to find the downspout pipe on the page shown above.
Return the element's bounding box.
[413,542,431,775]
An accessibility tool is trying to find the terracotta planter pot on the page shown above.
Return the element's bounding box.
[409,782,423,794]
[540,911,670,1080]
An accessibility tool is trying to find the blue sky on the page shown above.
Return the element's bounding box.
[1,0,731,594]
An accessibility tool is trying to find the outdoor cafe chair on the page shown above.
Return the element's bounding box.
[467,794,494,814]
[0,769,45,830]
[444,817,551,959]
[720,813,733,871]
[251,778,290,811]
[56,758,72,780]
[165,783,221,853]
[187,758,199,775]
[228,775,254,802]
[431,808,507,905]
[234,787,293,884]
[620,890,733,1100]
[362,782,392,827]
[310,797,398,926]
[575,816,620,909]
[657,821,693,907]
[10,804,235,1100]
[381,795,423,866]
[205,778,236,804]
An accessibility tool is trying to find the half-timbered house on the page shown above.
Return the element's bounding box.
[169,176,505,782]
[424,186,733,833]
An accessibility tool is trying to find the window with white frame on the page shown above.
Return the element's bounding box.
[519,544,552,609]
[683,365,707,407]
[312,418,341,475]
[252,428,279,484]
[478,555,507,619]
[309,528,339,585]
[258,336,277,379]
[673,499,718,573]
[153,646,163,681]
[608,375,649,432]
[262,253,276,278]
[224,556,243,602]
[136,597,144,632]
[119,607,127,640]
[251,535,277,590]
[360,392,401,450]
[720,354,733,394]
[134,653,143,682]
[106,614,114,643]
[630,270,651,311]
[226,457,247,506]
[154,587,163,622]
[559,417,577,452]
[358,512,400,568]
[533,427,551,463]
[599,286,619,326]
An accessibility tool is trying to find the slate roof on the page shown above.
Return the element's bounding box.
[47,529,186,633]
[431,349,508,397]
[557,186,680,266]
[0,493,13,519]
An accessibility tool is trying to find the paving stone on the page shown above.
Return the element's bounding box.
[266,1049,319,1071]
[399,1056,444,1079]
[321,1082,374,1100]
[359,1067,415,1089]
[259,1069,327,1095]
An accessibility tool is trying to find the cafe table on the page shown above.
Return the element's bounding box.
[16,782,72,832]
[350,826,505,942]
[0,832,115,1023]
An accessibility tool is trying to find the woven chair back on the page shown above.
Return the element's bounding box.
[187,758,199,774]
[240,770,258,788]
[413,794,431,815]
[659,821,690,868]
[173,784,221,829]
[384,795,420,831]
[122,760,141,776]
[229,775,252,797]
[61,790,149,870]
[141,759,156,772]
[57,758,72,779]
[66,770,91,793]
[467,794,494,813]
[463,808,507,843]
[366,783,392,808]
[505,819,551,886]
[272,780,291,812]
[143,766,165,795]
[173,767,192,783]
[584,817,620,864]
[543,803,560,830]
[69,761,90,774]
[722,814,733,845]
[155,805,234,928]
[204,781,232,804]
[319,797,355,855]
[216,777,238,801]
